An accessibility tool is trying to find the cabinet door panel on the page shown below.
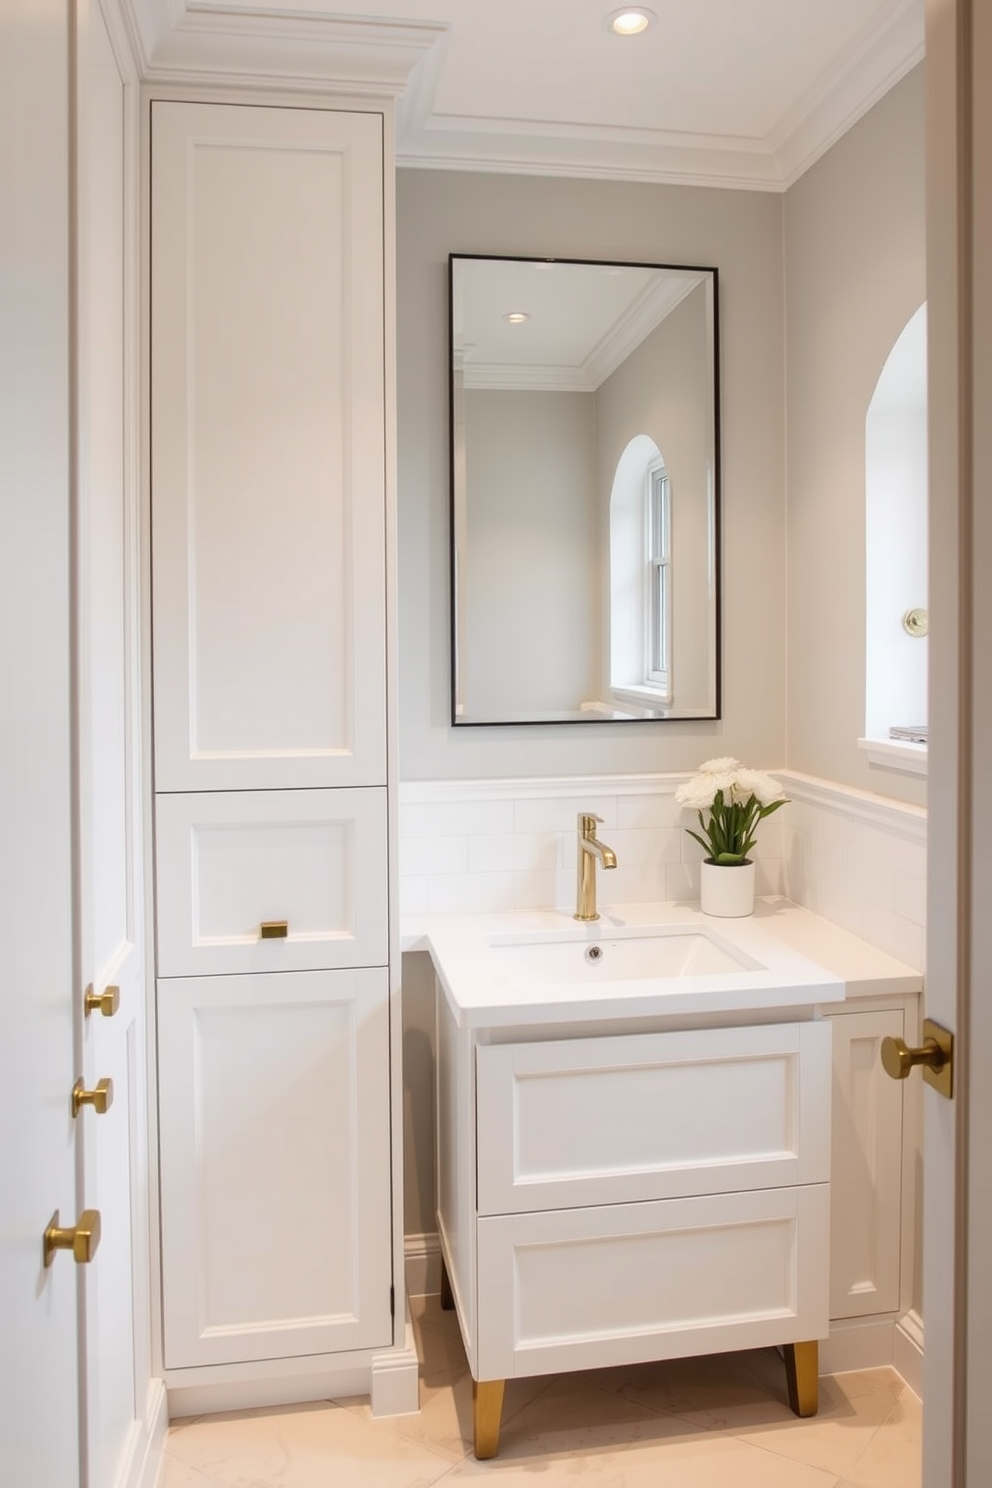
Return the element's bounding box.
[477,1185,830,1379]
[827,1007,905,1319]
[158,969,391,1367]
[155,788,388,976]
[477,1021,831,1214]
[151,101,385,791]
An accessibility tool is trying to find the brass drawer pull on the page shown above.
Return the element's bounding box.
[260,920,289,940]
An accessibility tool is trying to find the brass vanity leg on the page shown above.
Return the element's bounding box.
[472,1378,506,1459]
[783,1340,819,1417]
[439,1257,454,1311]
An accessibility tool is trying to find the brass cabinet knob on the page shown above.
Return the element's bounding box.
[881,1018,954,1099]
[84,983,120,1018]
[43,1209,101,1267]
[72,1078,113,1117]
[260,920,289,939]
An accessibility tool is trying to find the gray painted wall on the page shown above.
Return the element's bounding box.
[784,66,926,807]
[397,170,786,778]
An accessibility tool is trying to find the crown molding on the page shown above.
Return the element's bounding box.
[772,0,924,186]
[123,1,922,187]
[125,0,445,94]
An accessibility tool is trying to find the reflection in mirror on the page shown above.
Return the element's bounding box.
[449,254,720,726]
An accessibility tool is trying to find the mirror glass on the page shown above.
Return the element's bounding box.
[450,254,720,725]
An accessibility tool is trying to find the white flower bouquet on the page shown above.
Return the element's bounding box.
[675,757,788,866]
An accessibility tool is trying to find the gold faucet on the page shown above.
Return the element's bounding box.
[574,812,617,921]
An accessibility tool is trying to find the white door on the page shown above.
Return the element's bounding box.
[75,4,151,1486]
[923,0,991,1481]
[0,3,81,1485]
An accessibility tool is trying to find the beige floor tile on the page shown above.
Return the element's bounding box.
[840,1389,923,1488]
[580,1348,787,1418]
[442,1428,843,1485]
[161,1399,455,1488]
[665,1361,909,1478]
[156,1458,219,1488]
[457,1372,709,1461]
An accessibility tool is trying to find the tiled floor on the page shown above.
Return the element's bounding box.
[157,1297,922,1488]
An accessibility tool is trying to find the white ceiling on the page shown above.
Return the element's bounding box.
[126,0,924,190]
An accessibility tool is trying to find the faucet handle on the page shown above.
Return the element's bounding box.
[578,811,603,836]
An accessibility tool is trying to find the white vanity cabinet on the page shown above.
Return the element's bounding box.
[150,98,402,1402]
[437,999,832,1402]
[824,1003,914,1323]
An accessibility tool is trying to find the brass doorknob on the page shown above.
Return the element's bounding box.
[881,1018,954,1099]
[84,983,119,1018]
[43,1209,101,1267]
[72,1078,113,1117]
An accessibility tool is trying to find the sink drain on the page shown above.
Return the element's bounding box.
[585,944,604,964]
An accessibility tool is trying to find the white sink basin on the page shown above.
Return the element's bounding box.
[487,927,759,984]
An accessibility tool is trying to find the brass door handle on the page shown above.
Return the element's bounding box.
[43,1209,101,1267]
[72,1078,113,1117]
[84,983,120,1018]
[260,920,288,939]
[881,1018,954,1098]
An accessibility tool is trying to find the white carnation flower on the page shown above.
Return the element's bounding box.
[676,770,740,810]
[699,756,740,775]
[733,768,785,806]
[675,774,719,809]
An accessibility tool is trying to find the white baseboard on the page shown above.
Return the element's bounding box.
[371,1303,421,1417]
[893,1309,924,1398]
[821,1316,898,1375]
[405,1230,443,1298]
[131,1379,169,1488]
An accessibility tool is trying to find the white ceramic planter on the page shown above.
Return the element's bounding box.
[700,859,756,918]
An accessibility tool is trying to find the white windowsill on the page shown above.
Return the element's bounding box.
[858,737,928,776]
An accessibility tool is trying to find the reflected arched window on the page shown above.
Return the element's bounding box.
[609,434,673,706]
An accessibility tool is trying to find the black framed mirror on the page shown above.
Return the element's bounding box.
[449,254,721,726]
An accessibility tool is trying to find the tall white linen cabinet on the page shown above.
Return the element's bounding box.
[149,98,414,1416]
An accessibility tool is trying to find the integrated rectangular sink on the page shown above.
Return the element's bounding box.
[487,928,760,985]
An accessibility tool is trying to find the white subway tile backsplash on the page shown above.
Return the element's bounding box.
[512,794,618,834]
[399,875,429,916]
[599,861,669,906]
[427,870,518,915]
[399,772,926,966]
[864,901,926,970]
[400,835,468,877]
[467,831,557,873]
[617,793,681,830]
[400,799,514,840]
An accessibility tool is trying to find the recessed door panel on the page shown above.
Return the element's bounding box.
[151,101,386,790]
[158,968,391,1367]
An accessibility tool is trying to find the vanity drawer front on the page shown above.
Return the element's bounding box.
[476,1183,830,1380]
[476,1021,831,1215]
[155,788,388,976]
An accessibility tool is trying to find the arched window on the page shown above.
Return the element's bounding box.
[609,435,673,707]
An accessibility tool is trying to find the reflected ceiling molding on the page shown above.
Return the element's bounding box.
[463,273,704,393]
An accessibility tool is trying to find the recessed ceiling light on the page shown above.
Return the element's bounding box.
[607,7,656,36]
[504,311,530,324]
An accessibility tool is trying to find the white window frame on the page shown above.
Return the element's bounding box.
[645,457,672,696]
